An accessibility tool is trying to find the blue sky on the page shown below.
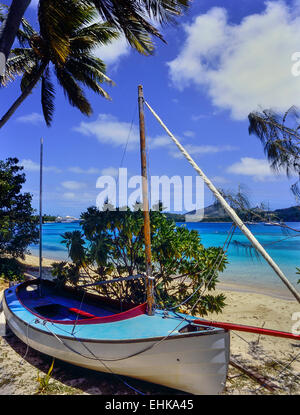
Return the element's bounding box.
[1,0,300,216]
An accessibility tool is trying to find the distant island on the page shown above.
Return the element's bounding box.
[166,204,300,223]
[38,205,300,224]
[34,214,79,223]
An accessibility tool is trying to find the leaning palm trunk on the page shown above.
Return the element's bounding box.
[0,62,46,128]
[0,0,31,75]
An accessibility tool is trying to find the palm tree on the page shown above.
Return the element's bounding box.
[0,0,190,75]
[0,0,31,75]
[248,107,300,197]
[0,0,120,128]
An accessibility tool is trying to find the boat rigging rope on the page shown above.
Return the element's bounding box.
[116,103,137,189]
[18,317,37,365]
[40,320,146,394]
[27,225,236,394]
[33,224,237,368]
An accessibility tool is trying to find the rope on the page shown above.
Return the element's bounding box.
[144,100,300,303]
[18,318,37,365]
[41,320,145,395]
[116,103,137,190]
[231,330,300,392]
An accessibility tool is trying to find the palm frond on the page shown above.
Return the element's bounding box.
[65,57,112,100]
[73,22,120,46]
[17,17,38,48]
[41,67,55,126]
[20,61,46,93]
[38,0,99,65]
[90,0,190,40]
[0,48,38,86]
[55,66,92,115]
[67,54,114,85]
[248,107,300,196]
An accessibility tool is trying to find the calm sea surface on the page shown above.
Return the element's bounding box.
[29,222,300,295]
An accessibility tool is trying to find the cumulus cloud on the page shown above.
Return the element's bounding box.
[171,144,238,159]
[68,167,101,175]
[20,159,61,173]
[168,2,300,120]
[74,113,140,148]
[100,167,119,177]
[62,192,76,200]
[16,112,43,125]
[93,35,130,66]
[183,130,195,138]
[74,113,239,160]
[75,114,172,150]
[61,181,87,190]
[226,157,284,181]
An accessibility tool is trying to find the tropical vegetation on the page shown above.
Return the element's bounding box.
[0,0,191,77]
[0,158,38,280]
[0,0,118,127]
[51,203,227,316]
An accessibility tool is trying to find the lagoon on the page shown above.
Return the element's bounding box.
[29,221,300,295]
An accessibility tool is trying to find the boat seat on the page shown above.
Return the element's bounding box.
[68,308,95,318]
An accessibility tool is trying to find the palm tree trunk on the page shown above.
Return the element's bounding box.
[0,0,31,75]
[0,63,46,129]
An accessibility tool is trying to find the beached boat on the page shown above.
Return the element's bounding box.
[2,279,229,394]
[1,86,299,395]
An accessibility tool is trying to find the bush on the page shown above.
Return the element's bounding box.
[52,204,228,316]
[0,257,24,281]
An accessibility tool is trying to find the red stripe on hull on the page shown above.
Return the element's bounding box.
[193,320,300,341]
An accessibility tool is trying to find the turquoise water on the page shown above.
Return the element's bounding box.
[29,222,300,294]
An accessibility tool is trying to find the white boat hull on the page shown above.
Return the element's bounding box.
[4,297,230,395]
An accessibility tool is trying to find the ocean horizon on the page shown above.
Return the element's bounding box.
[29,221,300,297]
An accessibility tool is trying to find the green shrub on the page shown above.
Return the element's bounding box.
[0,257,24,281]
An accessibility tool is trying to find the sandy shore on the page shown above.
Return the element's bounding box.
[0,254,299,395]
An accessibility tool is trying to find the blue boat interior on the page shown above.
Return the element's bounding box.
[18,281,119,322]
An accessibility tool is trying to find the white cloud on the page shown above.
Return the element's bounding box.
[211,176,229,184]
[93,35,130,66]
[74,114,239,162]
[68,166,101,175]
[183,130,195,138]
[168,2,300,120]
[61,181,87,190]
[100,167,119,177]
[74,113,140,148]
[150,135,172,149]
[20,159,61,173]
[75,114,172,150]
[226,157,284,181]
[171,144,238,159]
[16,112,43,125]
[62,192,76,200]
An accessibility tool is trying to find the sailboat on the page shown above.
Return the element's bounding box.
[1,86,300,395]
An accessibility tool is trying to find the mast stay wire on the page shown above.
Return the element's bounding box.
[115,103,137,190]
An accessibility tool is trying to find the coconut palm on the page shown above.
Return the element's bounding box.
[0,0,190,76]
[0,0,119,127]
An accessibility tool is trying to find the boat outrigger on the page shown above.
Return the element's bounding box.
[1,86,299,395]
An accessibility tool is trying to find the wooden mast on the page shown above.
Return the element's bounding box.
[39,137,43,297]
[138,85,155,315]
